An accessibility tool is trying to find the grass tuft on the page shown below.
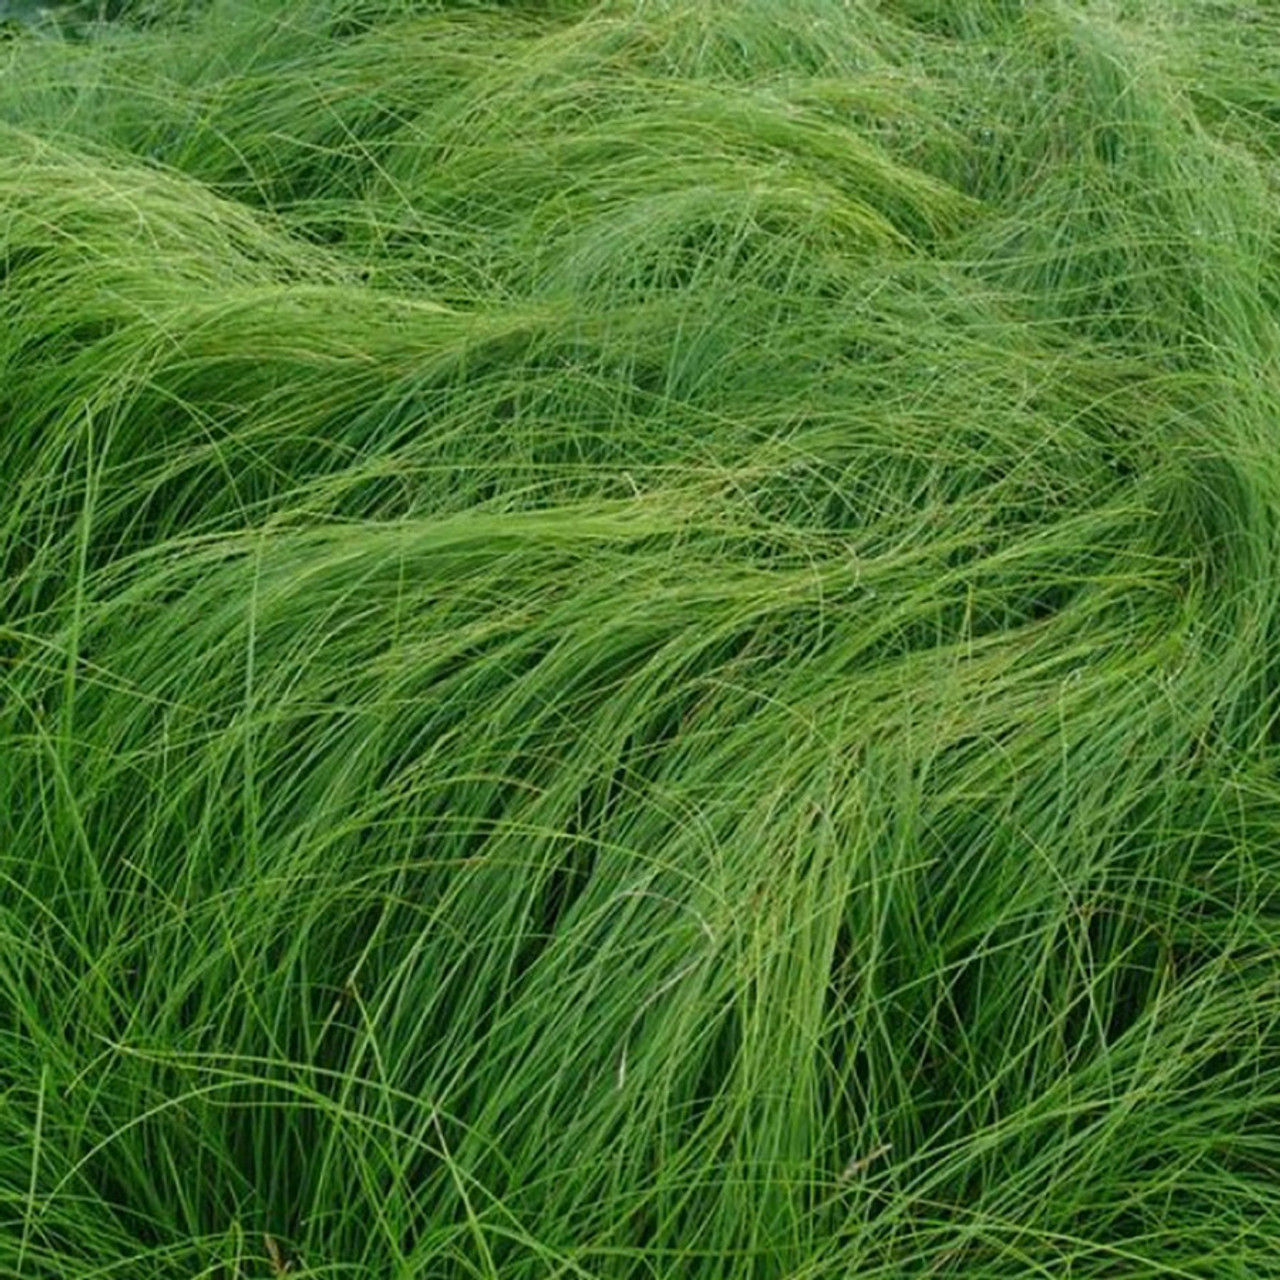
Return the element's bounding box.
[5,1,1280,1276]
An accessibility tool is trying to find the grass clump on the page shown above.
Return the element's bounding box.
[4,1,1280,1275]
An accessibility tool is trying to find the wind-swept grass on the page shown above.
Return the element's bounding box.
[4,1,1280,1276]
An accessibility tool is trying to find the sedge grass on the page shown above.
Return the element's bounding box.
[5,0,1280,1275]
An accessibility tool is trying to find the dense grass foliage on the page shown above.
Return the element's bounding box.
[5,0,1280,1275]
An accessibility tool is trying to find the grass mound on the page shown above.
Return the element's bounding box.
[5,1,1280,1275]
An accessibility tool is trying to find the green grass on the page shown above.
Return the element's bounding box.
[4,0,1280,1275]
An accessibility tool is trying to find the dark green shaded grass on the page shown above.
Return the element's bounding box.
[5,1,1280,1276]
